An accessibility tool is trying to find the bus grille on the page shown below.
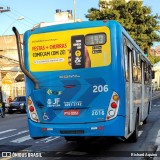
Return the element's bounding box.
[60,130,84,134]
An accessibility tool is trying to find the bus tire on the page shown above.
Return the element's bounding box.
[129,113,139,143]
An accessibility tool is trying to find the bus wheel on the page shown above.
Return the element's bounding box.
[129,113,139,143]
[64,136,84,142]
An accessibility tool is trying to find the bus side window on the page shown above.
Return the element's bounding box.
[147,65,151,84]
[149,66,152,84]
[144,62,146,84]
[132,49,138,82]
[144,63,149,84]
[152,70,155,79]
[124,45,129,81]
[137,53,141,83]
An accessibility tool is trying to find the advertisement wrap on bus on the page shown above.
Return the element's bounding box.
[28,26,111,71]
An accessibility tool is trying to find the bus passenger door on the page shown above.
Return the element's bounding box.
[128,50,134,133]
[124,43,134,135]
[141,61,145,120]
[141,61,150,121]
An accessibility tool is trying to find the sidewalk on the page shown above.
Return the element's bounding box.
[152,91,160,160]
[152,91,160,100]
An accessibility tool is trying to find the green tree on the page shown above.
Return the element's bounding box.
[86,0,160,51]
[148,51,160,64]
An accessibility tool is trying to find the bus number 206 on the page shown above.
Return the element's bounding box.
[93,85,108,93]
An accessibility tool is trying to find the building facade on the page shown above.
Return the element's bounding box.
[155,46,160,57]
[150,44,160,57]
[152,62,160,90]
[0,35,25,102]
[54,9,73,22]
[33,9,79,28]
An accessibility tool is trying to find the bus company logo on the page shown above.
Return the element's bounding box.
[53,98,60,107]
[47,98,61,107]
[47,89,62,95]
[47,99,52,105]
[59,74,80,79]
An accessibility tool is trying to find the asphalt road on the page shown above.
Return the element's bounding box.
[0,92,160,160]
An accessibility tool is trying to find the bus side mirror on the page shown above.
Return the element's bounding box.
[152,71,155,79]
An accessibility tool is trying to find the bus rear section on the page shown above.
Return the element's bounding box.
[21,21,126,138]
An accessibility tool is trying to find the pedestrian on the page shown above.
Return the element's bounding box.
[7,96,13,103]
[0,101,5,118]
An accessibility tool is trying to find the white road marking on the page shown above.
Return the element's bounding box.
[0,129,16,135]
[155,130,160,145]
[11,135,32,143]
[138,130,143,137]
[153,104,160,107]
[44,136,60,143]
[153,130,160,160]
[36,136,60,143]
[0,130,28,141]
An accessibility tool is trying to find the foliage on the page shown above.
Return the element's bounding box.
[148,52,160,64]
[85,0,160,51]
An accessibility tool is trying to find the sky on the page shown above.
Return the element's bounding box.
[0,0,160,36]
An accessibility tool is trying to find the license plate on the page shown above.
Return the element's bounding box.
[64,109,80,116]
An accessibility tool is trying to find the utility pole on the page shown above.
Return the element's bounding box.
[0,6,10,13]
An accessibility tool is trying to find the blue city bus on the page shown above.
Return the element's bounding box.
[13,20,152,142]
